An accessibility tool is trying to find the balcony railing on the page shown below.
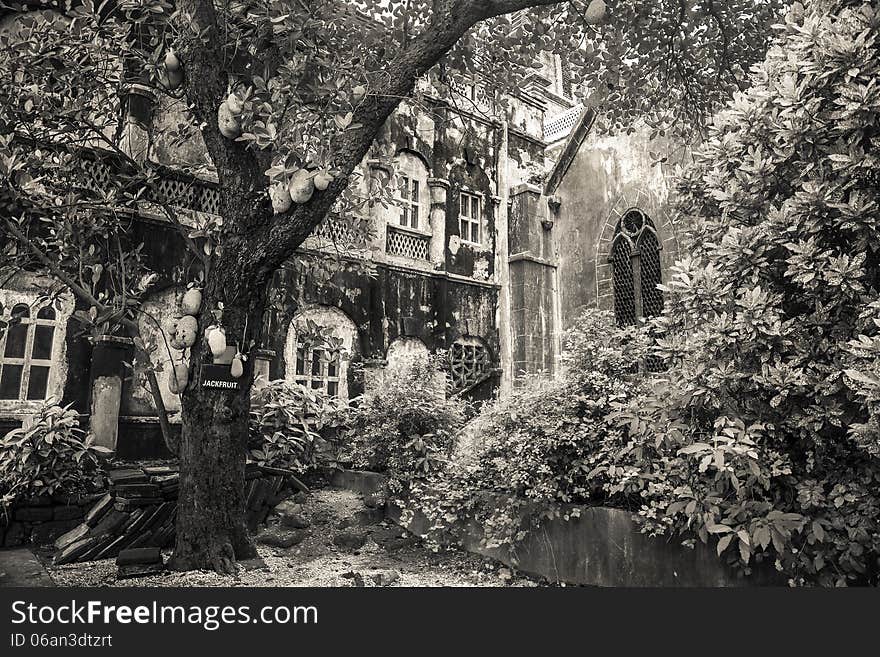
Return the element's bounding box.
[386,225,429,261]
[544,104,584,143]
[311,215,358,248]
[80,157,221,220]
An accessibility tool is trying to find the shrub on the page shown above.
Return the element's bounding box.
[248,379,347,473]
[338,354,465,491]
[409,311,652,548]
[609,0,880,586]
[0,403,109,510]
[413,4,880,586]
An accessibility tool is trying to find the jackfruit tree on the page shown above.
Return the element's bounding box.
[0,0,785,572]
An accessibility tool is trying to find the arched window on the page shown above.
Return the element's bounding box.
[284,306,358,400]
[0,301,60,401]
[610,209,664,326]
[386,151,431,261]
[448,336,492,394]
[393,151,429,231]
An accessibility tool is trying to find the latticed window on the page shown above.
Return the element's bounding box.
[459,192,481,244]
[397,175,420,229]
[294,344,342,397]
[0,302,58,401]
[610,209,664,326]
[448,337,492,394]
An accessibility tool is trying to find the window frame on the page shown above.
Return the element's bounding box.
[397,174,421,230]
[609,209,664,327]
[284,306,358,402]
[0,301,60,403]
[459,191,482,245]
[292,343,342,398]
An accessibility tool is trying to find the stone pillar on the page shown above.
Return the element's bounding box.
[427,177,450,268]
[118,83,156,164]
[495,121,513,398]
[88,335,133,452]
[252,348,276,389]
[368,160,393,255]
[508,185,558,382]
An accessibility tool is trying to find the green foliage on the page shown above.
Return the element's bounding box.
[338,355,465,491]
[409,311,651,549]
[465,0,787,139]
[0,403,109,509]
[248,379,347,473]
[623,0,880,586]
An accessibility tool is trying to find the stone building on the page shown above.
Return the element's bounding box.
[0,9,681,458]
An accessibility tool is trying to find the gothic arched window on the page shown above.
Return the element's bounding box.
[610,209,664,326]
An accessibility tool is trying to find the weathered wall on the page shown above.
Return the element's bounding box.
[386,495,782,587]
[507,185,557,377]
[550,123,680,330]
[266,261,500,400]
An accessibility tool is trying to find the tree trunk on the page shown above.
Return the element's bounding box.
[168,259,264,573]
[169,377,257,573]
[166,0,560,573]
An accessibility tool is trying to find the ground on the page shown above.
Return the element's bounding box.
[41,488,544,587]
[0,547,54,587]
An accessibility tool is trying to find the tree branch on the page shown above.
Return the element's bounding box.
[251,0,570,280]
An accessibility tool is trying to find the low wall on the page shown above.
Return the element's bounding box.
[1,493,105,548]
[329,470,780,587]
[329,468,387,496]
[388,500,781,587]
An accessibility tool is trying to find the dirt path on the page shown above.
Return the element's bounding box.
[46,488,541,587]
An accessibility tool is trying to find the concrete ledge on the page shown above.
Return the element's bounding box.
[329,469,388,496]
[387,497,783,587]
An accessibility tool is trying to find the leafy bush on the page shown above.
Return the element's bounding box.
[248,379,347,473]
[607,0,880,586]
[411,3,880,586]
[338,355,465,491]
[0,403,109,509]
[409,311,651,548]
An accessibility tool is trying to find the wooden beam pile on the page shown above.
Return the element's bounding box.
[53,463,307,565]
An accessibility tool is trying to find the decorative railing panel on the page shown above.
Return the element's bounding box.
[543,104,584,142]
[386,225,429,261]
[80,159,221,220]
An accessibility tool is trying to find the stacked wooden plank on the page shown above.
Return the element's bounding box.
[53,463,307,565]
[53,466,179,565]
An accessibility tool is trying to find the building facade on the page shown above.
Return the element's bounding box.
[0,9,681,458]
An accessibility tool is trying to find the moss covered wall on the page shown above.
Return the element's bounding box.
[551,124,680,330]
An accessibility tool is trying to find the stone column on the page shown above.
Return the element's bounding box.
[88,335,133,452]
[507,185,558,381]
[251,348,276,389]
[427,177,450,268]
[118,83,156,164]
[368,160,393,256]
